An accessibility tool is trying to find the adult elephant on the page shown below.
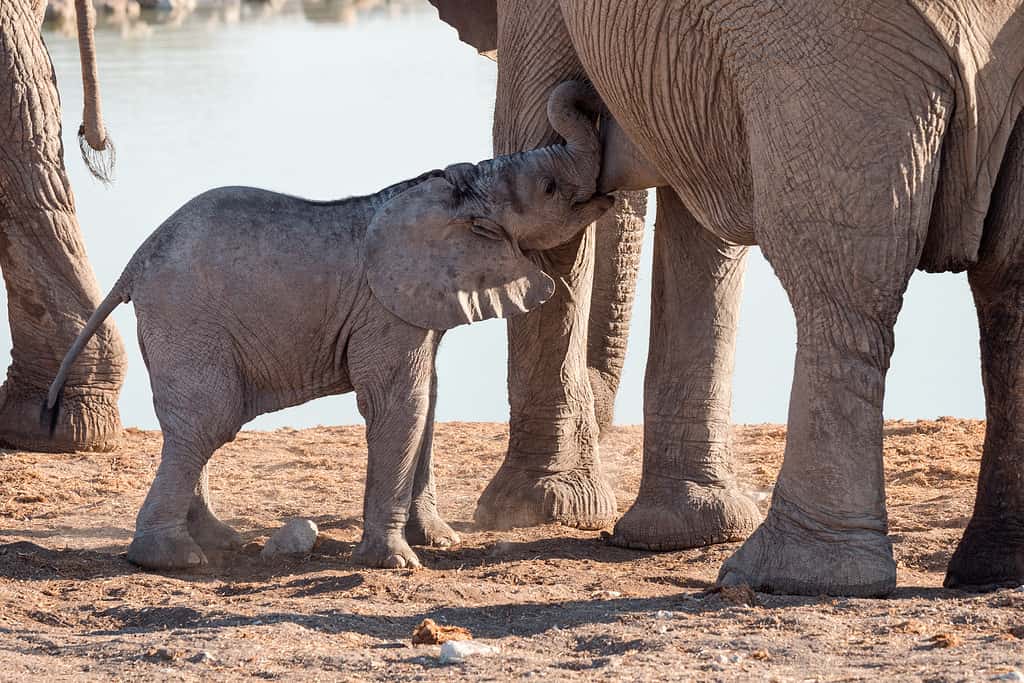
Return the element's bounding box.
[434,0,1024,597]
[1,0,126,451]
[429,0,761,548]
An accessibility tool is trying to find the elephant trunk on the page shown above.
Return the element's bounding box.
[74,0,115,182]
[546,81,602,199]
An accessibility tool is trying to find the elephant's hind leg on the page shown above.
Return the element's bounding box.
[608,188,760,550]
[0,3,126,451]
[187,464,244,553]
[718,54,949,597]
[946,116,1024,590]
[127,333,244,570]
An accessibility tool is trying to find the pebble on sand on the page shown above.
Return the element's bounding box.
[438,641,499,664]
[261,519,318,560]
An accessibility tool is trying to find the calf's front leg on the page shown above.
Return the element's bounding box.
[350,324,440,569]
[404,367,460,548]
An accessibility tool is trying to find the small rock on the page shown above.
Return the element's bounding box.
[412,618,472,645]
[1014,585,1024,593]
[438,640,499,664]
[655,610,674,620]
[593,590,622,599]
[188,651,215,664]
[261,519,318,560]
[992,672,1024,682]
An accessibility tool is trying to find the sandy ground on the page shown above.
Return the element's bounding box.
[2,418,1022,681]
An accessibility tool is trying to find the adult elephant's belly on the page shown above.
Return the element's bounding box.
[561,0,756,245]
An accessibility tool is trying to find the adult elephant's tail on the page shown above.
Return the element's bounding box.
[74,0,115,182]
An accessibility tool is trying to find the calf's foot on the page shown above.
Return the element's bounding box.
[405,509,460,548]
[475,464,616,531]
[945,518,1024,590]
[352,533,421,569]
[127,526,208,570]
[607,479,760,550]
[717,495,895,598]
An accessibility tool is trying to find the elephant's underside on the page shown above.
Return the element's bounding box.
[914,0,1024,273]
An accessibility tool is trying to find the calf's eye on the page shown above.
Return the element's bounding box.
[542,178,557,196]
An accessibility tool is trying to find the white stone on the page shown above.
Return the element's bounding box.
[992,671,1024,682]
[655,610,674,620]
[438,641,499,664]
[261,519,318,560]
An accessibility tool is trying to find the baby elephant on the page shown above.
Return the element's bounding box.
[46,82,612,571]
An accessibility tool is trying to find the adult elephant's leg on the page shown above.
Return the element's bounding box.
[588,190,647,435]
[718,61,948,597]
[474,0,619,530]
[476,226,618,529]
[945,115,1024,589]
[608,188,760,550]
[0,4,126,452]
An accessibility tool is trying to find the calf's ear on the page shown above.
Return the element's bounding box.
[428,0,498,56]
[365,177,554,331]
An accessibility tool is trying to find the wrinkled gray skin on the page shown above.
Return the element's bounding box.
[46,82,613,570]
[0,0,124,453]
[435,1,1024,597]
[429,0,683,537]
[431,0,760,552]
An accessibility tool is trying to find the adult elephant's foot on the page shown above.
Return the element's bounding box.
[127,526,208,570]
[352,533,421,569]
[607,480,760,550]
[944,518,1024,590]
[474,464,617,530]
[186,502,242,552]
[405,510,460,548]
[716,497,896,598]
[0,383,122,452]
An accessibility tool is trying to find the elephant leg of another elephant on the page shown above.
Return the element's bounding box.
[0,7,125,452]
[0,199,127,452]
[716,87,945,597]
[588,190,647,437]
[946,117,1024,590]
[475,227,617,531]
[405,370,460,548]
[608,188,760,551]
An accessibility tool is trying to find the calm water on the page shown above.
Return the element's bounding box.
[26,3,982,430]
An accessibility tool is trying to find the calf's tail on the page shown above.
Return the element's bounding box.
[42,280,131,436]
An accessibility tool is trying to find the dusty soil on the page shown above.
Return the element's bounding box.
[2,419,1022,681]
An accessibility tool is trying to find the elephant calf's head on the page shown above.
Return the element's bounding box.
[365,81,612,332]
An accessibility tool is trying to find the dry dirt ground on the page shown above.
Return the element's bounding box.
[2,419,1023,681]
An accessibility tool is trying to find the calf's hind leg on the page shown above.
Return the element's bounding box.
[187,464,244,552]
[127,335,244,570]
[946,116,1024,589]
